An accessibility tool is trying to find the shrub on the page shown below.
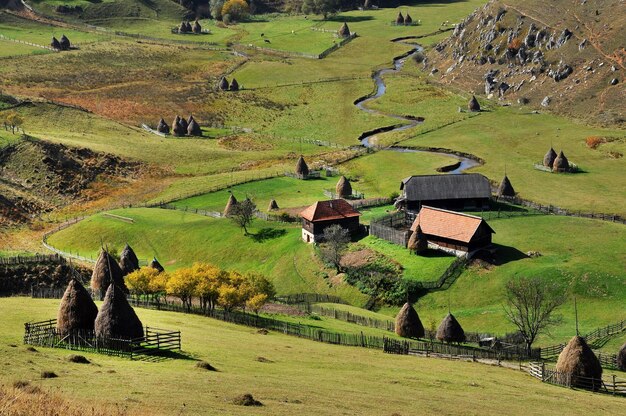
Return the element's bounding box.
[585,136,605,149]
[508,37,522,52]
[222,0,249,23]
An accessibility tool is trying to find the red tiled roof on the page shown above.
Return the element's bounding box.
[300,199,361,222]
[410,206,494,243]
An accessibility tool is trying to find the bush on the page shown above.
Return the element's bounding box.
[508,37,522,52]
[585,136,605,149]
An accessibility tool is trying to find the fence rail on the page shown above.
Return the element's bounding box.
[538,319,626,359]
[528,362,625,395]
[0,253,66,266]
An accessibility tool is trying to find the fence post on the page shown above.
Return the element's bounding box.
[613,375,616,395]
[541,362,545,382]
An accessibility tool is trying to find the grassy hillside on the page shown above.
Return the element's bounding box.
[1,297,624,415]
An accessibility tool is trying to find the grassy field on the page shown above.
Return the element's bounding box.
[1,297,624,415]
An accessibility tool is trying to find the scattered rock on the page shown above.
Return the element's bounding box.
[541,96,551,107]
[610,78,619,85]
[527,251,542,258]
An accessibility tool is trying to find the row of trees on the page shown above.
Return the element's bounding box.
[125,262,275,313]
[2,111,24,134]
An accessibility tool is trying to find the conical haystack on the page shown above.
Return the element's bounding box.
[187,115,195,125]
[173,119,186,137]
[497,175,516,197]
[119,243,139,276]
[618,342,626,371]
[230,78,240,91]
[219,77,229,90]
[268,199,279,211]
[179,21,188,33]
[543,147,557,167]
[59,34,70,50]
[395,302,424,338]
[363,0,371,9]
[552,150,569,172]
[51,37,61,50]
[184,21,192,32]
[436,313,466,343]
[178,116,188,132]
[335,176,352,198]
[56,279,98,336]
[224,193,238,217]
[396,12,404,25]
[404,13,413,25]
[149,257,164,273]
[555,336,603,390]
[468,95,481,112]
[407,224,427,254]
[157,118,170,134]
[192,20,202,34]
[187,119,202,136]
[295,155,309,178]
[94,284,144,340]
[90,249,127,298]
[338,22,351,38]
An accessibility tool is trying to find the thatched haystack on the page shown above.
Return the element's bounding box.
[184,21,192,32]
[179,21,189,33]
[338,22,351,38]
[552,150,570,172]
[363,0,371,9]
[404,13,413,25]
[396,12,404,25]
[230,78,239,91]
[618,342,626,371]
[224,193,238,217]
[555,335,603,390]
[187,119,202,136]
[119,244,139,276]
[187,115,195,125]
[468,95,481,112]
[436,313,466,343]
[94,284,144,340]
[219,77,229,91]
[192,20,202,34]
[543,147,557,167]
[59,35,70,51]
[90,249,127,298]
[149,257,164,273]
[268,199,279,211]
[497,175,516,197]
[156,118,170,134]
[51,37,61,50]
[335,176,352,198]
[295,155,309,178]
[407,224,427,254]
[56,279,98,336]
[178,116,188,132]
[395,302,424,338]
[173,118,186,137]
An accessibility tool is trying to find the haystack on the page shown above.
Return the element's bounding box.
[219,77,229,90]
[338,22,351,38]
[404,13,413,25]
[363,0,371,9]
[179,21,189,33]
[56,279,98,336]
[185,21,193,32]
[192,20,202,34]
[555,335,603,390]
[187,118,202,136]
[119,243,139,276]
[335,176,352,198]
[552,150,569,172]
[543,147,557,167]
[407,224,427,254]
[224,193,238,217]
[60,34,70,50]
[178,116,188,132]
[268,199,279,211]
[90,249,127,299]
[230,78,239,91]
[468,95,481,112]
[149,257,164,273]
[156,118,170,134]
[94,284,144,340]
[395,302,424,338]
[187,115,195,125]
[436,313,466,343]
[173,118,186,137]
[497,175,516,197]
[295,155,309,178]
[396,12,404,25]
[618,342,626,371]
[51,37,61,50]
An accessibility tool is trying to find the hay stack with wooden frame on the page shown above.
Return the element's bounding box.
[338,22,350,38]
[157,118,170,134]
[119,243,139,276]
[396,12,404,25]
[56,279,99,336]
[149,257,164,273]
[618,342,626,371]
[543,147,557,167]
[295,155,309,179]
[94,284,144,340]
[230,78,239,91]
[192,20,202,34]
[90,249,127,299]
[60,34,70,51]
[335,176,352,198]
[552,150,569,172]
[407,224,427,254]
[497,175,515,197]
[555,335,603,390]
[395,302,424,338]
[224,193,238,217]
[404,13,413,25]
[268,199,279,211]
[219,77,229,91]
[187,118,202,136]
[51,37,61,50]
[468,95,481,112]
[436,313,466,343]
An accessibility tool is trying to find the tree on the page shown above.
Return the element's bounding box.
[246,293,268,314]
[302,0,339,19]
[503,276,565,356]
[229,197,256,235]
[125,267,159,300]
[320,224,350,272]
[166,268,198,311]
[210,0,226,20]
[4,111,23,134]
[222,0,250,22]
[193,262,225,312]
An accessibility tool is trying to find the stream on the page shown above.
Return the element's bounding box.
[355,42,479,175]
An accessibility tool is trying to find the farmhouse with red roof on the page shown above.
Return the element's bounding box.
[300,199,361,243]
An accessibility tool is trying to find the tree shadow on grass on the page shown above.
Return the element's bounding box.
[317,16,374,23]
[491,244,528,266]
[250,228,287,242]
[135,349,196,362]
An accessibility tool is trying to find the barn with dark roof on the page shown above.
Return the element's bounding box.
[398,174,491,212]
[300,199,361,243]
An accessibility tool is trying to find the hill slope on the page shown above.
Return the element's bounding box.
[426,0,625,126]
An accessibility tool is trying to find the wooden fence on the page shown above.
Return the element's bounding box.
[383,337,526,361]
[370,212,410,247]
[528,362,626,395]
[348,197,392,210]
[0,253,65,266]
[538,319,626,359]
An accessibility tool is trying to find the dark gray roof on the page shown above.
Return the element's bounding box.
[400,174,491,201]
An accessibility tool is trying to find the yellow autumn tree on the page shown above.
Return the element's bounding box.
[126,267,159,299]
[193,262,226,312]
[246,293,268,314]
[221,0,249,23]
[148,270,170,306]
[166,267,198,311]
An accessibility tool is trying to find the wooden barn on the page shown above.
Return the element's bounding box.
[300,199,361,243]
[410,206,494,257]
[398,174,491,212]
